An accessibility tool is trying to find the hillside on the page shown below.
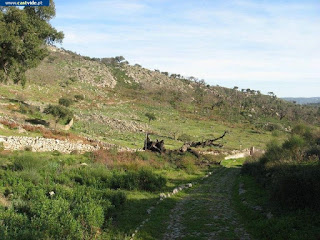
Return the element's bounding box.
[0,46,319,152]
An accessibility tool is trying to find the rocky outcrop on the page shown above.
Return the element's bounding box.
[122,65,187,92]
[0,136,99,153]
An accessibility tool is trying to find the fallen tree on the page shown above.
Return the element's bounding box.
[143,131,227,158]
[183,131,227,149]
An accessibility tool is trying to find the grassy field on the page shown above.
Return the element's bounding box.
[0,150,216,240]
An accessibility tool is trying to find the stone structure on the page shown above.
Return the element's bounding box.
[0,135,99,153]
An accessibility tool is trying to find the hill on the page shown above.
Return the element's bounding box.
[0,46,319,152]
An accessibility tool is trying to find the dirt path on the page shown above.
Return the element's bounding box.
[163,168,251,240]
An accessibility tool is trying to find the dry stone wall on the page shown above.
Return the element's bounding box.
[0,136,99,153]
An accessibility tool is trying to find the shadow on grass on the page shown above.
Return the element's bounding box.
[110,193,181,239]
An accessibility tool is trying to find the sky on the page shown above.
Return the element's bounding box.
[51,0,320,97]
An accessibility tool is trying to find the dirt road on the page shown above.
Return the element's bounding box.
[163,167,251,240]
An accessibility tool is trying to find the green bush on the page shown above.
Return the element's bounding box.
[30,198,83,239]
[0,152,132,239]
[74,94,85,101]
[137,169,166,191]
[271,165,320,210]
[12,154,45,171]
[282,135,305,151]
[44,104,73,123]
[58,97,74,107]
[110,169,166,191]
[242,128,320,210]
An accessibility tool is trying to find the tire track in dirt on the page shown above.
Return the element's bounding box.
[163,167,251,240]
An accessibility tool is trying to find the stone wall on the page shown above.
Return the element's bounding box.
[0,136,99,154]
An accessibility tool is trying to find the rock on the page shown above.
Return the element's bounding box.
[49,191,55,196]
[18,127,27,133]
[267,212,273,219]
[253,205,262,211]
[0,136,99,153]
[160,193,166,198]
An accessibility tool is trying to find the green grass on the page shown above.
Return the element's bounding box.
[0,150,212,239]
[221,158,247,168]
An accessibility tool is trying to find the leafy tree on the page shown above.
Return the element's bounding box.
[115,56,125,63]
[145,112,156,123]
[44,105,73,126]
[0,0,63,85]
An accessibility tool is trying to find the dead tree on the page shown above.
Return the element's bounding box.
[143,134,166,153]
[179,131,228,157]
[143,131,227,157]
[187,131,227,148]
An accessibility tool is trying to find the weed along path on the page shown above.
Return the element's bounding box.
[162,167,251,240]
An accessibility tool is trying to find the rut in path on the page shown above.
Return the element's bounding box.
[163,167,251,240]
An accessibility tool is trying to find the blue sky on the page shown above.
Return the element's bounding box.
[52,0,320,97]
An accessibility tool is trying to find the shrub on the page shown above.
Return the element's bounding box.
[271,130,282,137]
[264,122,283,132]
[110,169,166,192]
[306,145,320,160]
[44,105,73,123]
[19,169,42,185]
[12,154,45,171]
[30,198,83,239]
[179,155,198,173]
[283,135,305,151]
[145,112,156,123]
[242,128,320,210]
[291,124,311,136]
[74,94,85,101]
[270,165,320,210]
[137,169,166,191]
[58,97,74,107]
[18,103,39,115]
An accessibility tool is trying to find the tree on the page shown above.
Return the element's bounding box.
[115,56,125,63]
[58,97,73,107]
[145,112,156,123]
[44,105,73,127]
[0,0,64,85]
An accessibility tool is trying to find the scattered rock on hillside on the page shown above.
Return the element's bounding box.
[80,113,148,133]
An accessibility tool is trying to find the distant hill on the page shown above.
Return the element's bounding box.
[282,97,320,105]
